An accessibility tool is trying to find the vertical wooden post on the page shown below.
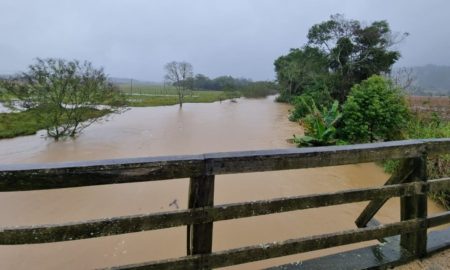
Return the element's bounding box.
[400,156,427,257]
[187,174,214,269]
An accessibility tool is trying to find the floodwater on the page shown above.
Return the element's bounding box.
[0,96,444,269]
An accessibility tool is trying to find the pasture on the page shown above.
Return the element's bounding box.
[117,84,240,106]
[408,95,450,120]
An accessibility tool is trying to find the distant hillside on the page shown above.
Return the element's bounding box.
[396,65,450,96]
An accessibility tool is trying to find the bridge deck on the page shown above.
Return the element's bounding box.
[268,227,450,270]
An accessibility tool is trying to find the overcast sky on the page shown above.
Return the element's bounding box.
[1,0,449,81]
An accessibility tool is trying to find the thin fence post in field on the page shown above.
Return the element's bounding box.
[400,155,428,257]
[187,172,215,269]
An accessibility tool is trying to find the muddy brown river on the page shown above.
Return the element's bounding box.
[0,96,444,269]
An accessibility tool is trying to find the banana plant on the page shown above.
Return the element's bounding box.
[293,99,343,146]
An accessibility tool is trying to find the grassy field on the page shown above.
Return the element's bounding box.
[0,84,241,139]
[393,95,450,209]
[117,84,241,106]
[118,83,179,95]
[0,108,110,139]
[408,95,450,120]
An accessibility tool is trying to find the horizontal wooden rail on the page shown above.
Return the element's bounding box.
[428,177,450,193]
[107,215,450,270]
[1,139,449,269]
[0,139,449,191]
[1,178,448,245]
[427,211,450,228]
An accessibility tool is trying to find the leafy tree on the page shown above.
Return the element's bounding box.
[289,79,333,121]
[341,75,410,143]
[274,46,329,101]
[164,61,194,108]
[307,14,407,102]
[274,14,407,105]
[1,58,124,140]
[193,73,213,90]
[239,81,278,98]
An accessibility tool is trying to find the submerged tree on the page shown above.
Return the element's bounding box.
[1,58,124,140]
[164,61,194,108]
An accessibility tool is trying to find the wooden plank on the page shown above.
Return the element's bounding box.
[106,219,424,270]
[205,140,428,175]
[0,181,422,245]
[0,155,205,191]
[428,177,450,192]
[187,174,215,259]
[267,239,414,270]
[427,211,450,228]
[355,158,415,228]
[400,156,427,257]
[365,218,394,243]
[2,139,446,191]
[424,138,450,156]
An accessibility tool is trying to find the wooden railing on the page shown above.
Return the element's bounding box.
[1,139,450,269]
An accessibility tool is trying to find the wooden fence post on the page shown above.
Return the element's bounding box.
[400,155,427,257]
[187,173,215,269]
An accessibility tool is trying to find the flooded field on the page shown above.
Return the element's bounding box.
[0,96,444,269]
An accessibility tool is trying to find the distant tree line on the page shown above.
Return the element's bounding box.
[164,61,278,108]
[191,74,253,91]
[192,74,278,97]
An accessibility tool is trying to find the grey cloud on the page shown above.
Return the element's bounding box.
[0,0,449,81]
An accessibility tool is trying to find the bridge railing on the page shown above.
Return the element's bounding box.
[0,139,449,269]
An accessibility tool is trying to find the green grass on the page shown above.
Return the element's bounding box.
[118,84,179,96]
[117,84,241,107]
[0,108,110,139]
[384,116,450,209]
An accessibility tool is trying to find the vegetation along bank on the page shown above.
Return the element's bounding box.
[273,14,450,209]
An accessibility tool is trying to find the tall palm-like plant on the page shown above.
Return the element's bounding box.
[293,99,342,146]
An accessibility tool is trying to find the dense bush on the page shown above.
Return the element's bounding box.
[341,75,410,143]
[239,81,278,98]
[289,81,333,121]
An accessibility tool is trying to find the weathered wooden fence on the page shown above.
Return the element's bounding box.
[0,139,449,269]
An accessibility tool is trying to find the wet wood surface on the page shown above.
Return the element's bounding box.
[0,139,449,269]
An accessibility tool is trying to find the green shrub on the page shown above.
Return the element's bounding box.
[384,115,450,209]
[238,81,278,98]
[341,75,410,143]
[289,83,333,121]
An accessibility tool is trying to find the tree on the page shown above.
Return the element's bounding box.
[341,75,410,143]
[274,46,329,101]
[164,61,194,108]
[193,73,212,90]
[1,58,124,140]
[388,67,416,90]
[274,14,407,105]
[307,14,408,102]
